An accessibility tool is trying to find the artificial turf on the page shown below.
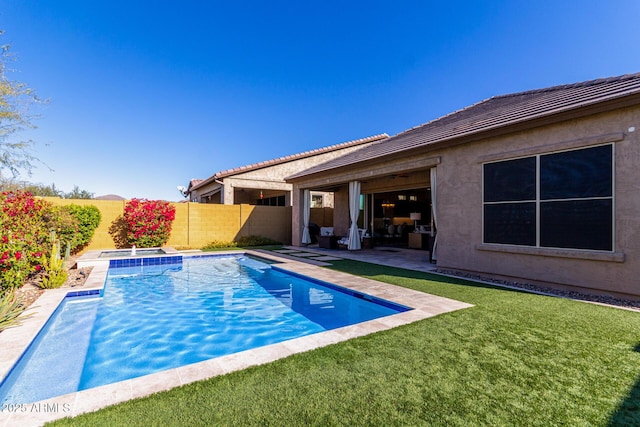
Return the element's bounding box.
[49,259,640,426]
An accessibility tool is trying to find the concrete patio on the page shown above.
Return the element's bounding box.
[266,245,437,273]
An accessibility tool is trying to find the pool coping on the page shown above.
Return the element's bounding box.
[75,247,182,269]
[0,250,473,426]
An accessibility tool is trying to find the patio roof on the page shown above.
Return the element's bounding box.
[190,133,389,192]
[286,72,640,181]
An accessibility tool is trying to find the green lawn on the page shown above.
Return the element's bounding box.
[51,259,640,426]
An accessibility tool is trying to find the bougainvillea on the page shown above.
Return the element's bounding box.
[121,199,175,248]
[0,191,51,291]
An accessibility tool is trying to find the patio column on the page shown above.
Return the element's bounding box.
[430,167,438,261]
[302,189,311,244]
[348,181,361,250]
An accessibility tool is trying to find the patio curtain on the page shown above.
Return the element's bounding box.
[348,181,361,250]
[430,167,438,260]
[302,189,311,244]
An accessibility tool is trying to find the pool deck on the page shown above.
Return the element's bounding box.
[75,247,182,269]
[265,244,438,272]
[0,250,472,427]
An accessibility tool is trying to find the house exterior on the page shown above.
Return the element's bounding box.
[287,73,640,298]
[186,134,389,206]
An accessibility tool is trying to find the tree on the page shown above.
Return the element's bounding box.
[0,180,94,199]
[22,182,62,197]
[64,185,94,199]
[0,30,46,179]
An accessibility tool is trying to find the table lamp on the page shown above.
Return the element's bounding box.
[410,212,421,230]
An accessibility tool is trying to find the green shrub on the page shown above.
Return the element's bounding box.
[0,290,29,332]
[235,235,281,246]
[64,205,101,253]
[201,240,237,250]
[201,235,281,251]
[0,246,31,291]
[44,205,101,254]
[45,205,80,253]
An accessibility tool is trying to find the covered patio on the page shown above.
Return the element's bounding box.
[288,156,440,266]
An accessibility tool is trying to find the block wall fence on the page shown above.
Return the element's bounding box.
[43,198,294,251]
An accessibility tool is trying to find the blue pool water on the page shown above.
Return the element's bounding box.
[0,254,409,404]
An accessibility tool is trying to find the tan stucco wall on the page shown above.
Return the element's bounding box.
[290,106,640,297]
[44,199,292,250]
[332,187,350,236]
[194,142,376,205]
[239,205,292,245]
[309,207,333,227]
[435,107,640,297]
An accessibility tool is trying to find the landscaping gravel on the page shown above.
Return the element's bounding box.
[15,255,93,309]
[435,268,640,311]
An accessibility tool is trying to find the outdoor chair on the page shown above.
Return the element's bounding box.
[384,224,397,243]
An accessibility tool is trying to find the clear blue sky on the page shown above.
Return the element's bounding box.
[3,1,639,201]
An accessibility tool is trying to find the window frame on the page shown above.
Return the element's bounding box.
[482,143,615,252]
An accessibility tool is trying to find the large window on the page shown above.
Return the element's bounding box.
[483,144,613,251]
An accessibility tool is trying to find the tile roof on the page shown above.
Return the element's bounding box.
[187,179,203,190]
[287,73,640,180]
[190,133,389,191]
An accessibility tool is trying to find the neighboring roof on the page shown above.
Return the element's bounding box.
[94,194,125,201]
[186,179,203,191]
[287,73,640,180]
[190,133,389,192]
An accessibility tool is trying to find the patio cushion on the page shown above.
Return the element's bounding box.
[320,227,334,236]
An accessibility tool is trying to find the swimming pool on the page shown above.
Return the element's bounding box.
[0,254,410,404]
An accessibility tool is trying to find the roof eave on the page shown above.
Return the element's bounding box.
[286,91,640,183]
[190,133,389,190]
[188,175,219,193]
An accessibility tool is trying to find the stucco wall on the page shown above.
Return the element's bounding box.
[194,142,378,204]
[231,143,375,183]
[434,107,640,297]
[44,199,292,250]
[332,187,350,236]
[238,205,292,245]
[289,106,640,297]
[309,207,333,227]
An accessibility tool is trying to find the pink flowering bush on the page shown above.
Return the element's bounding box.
[0,191,50,291]
[120,199,176,248]
[0,191,102,292]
